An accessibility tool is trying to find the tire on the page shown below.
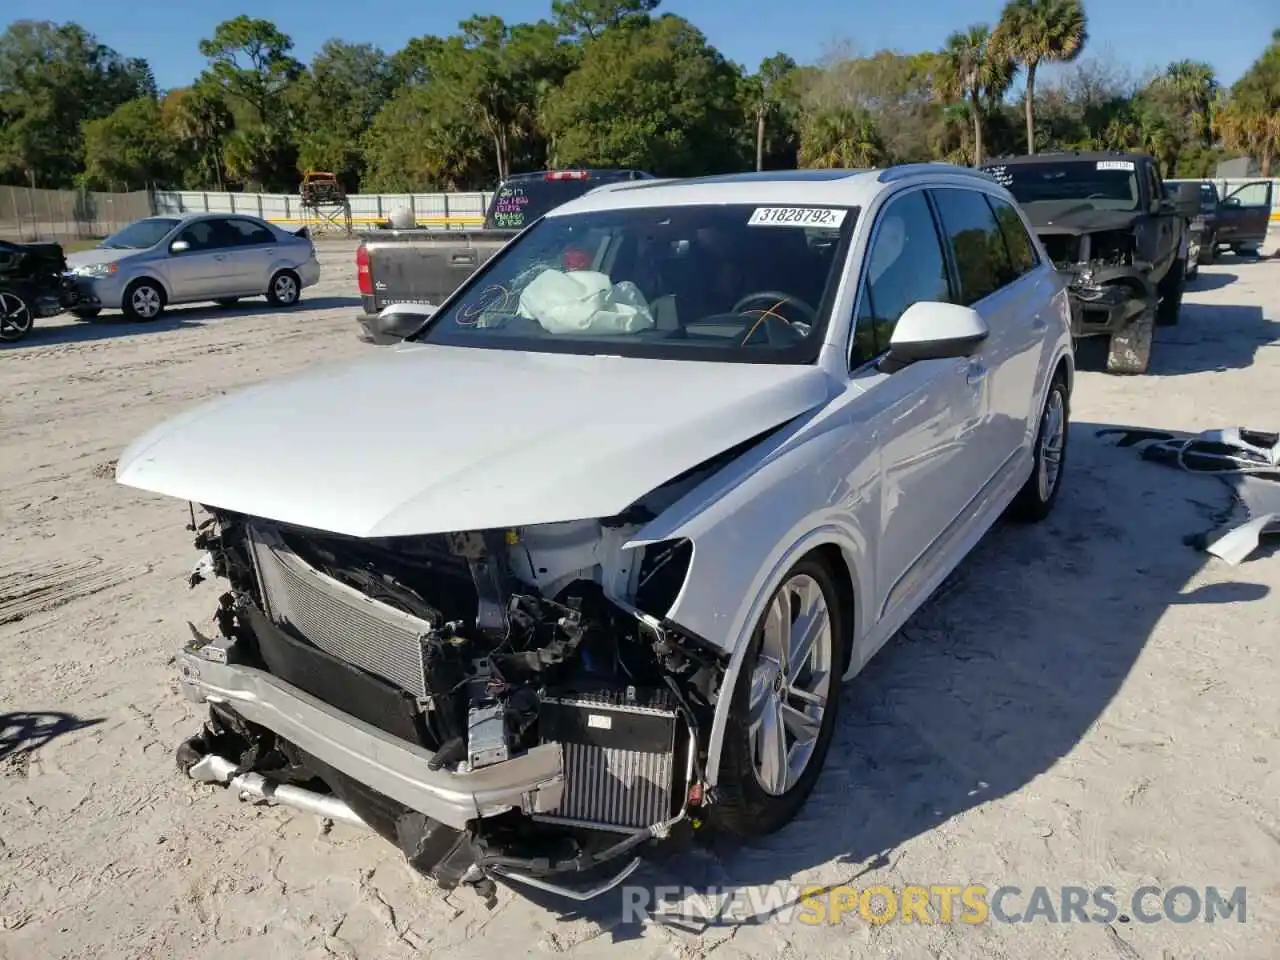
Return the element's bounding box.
[1200,238,1216,265]
[710,554,848,838]
[0,289,34,343]
[1106,303,1154,374]
[1156,259,1184,327]
[266,270,301,307]
[71,307,101,320]
[215,298,240,309]
[122,279,166,322]
[1008,374,1069,523]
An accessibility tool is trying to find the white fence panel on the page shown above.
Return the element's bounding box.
[153,189,496,232]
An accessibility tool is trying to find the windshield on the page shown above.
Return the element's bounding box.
[484,174,643,230]
[413,203,857,364]
[984,160,1141,212]
[101,217,180,250]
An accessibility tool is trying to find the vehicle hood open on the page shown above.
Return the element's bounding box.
[1020,201,1146,235]
[116,344,832,538]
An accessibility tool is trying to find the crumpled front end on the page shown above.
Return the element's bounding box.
[175,494,727,901]
[1040,230,1154,337]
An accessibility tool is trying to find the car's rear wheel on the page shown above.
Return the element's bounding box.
[122,279,165,322]
[1106,304,1154,374]
[267,270,301,307]
[0,290,34,343]
[710,555,847,838]
[1008,373,1069,523]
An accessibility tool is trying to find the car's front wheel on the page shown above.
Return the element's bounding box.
[122,279,165,322]
[0,290,34,342]
[1008,373,1070,523]
[710,555,847,838]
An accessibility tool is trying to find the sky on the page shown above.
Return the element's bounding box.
[8,0,1276,92]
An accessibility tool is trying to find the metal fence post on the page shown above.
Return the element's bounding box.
[443,193,450,231]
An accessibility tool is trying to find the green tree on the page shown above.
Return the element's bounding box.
[799,107,885,167]
[196,17,304,190]
[551,0,660,40]
[743,53,798,171]
[161,85,233,189]
[1214,29,1280,175]
[294,40,395,188]
[540,15,745,175]
[81,97,177,190]
[427,17,576,181]
[361,85,492,190]
[389,35,444,87]
[0,20,154,187]
[933,25,1012,165]
[993,0,1088,153]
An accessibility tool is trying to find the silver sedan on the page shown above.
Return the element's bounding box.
[66,213,322,321]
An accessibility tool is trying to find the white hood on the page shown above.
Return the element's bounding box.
[65,248,138,269]
[116,344,831,538]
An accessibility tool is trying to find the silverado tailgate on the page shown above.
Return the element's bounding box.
[363,231,513,312]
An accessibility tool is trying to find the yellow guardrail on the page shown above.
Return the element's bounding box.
[264,215,487,227]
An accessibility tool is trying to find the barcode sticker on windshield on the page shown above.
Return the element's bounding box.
[1096,160,1135,171]
[748,207,847,228]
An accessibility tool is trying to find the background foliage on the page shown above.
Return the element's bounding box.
[1,2,1277,193]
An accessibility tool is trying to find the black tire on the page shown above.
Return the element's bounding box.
[0,289,34,343]
[710,554,848,839]
[215,298,241,309]
[121,279,166,322]
[1106,303,1154,374]
[1156,259,1184,327]
[1199,234,1216,264]
[266,269,301,307]
[1008,374,1070,523]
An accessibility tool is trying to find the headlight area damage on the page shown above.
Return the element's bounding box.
[1040,229,1153,337]
[176,494,728,902]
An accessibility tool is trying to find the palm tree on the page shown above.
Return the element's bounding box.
[799,108,885,168]
[932,25,1013,166]
[993,0,1088,154]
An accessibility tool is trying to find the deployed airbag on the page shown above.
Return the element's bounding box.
[517,269,655,335]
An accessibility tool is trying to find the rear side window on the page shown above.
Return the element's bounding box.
[987,195,1039,278]
[225,218,276,246]
[930,187,1012,305]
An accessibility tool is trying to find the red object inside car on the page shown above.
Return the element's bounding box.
[562,248,591,270]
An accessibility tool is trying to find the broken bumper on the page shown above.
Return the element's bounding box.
[1065,271,1151,338]
[176,645,566,831]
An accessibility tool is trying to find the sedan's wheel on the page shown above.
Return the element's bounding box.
[1008,373,1070,523]
[711,555,847,838]
[0,290,34,342]
[123,280,165,322]
[267,270,301,307]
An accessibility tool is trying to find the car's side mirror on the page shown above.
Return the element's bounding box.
[882,301,989,371]
[373,303,435,342]
[169,240,190,254]
[1170,182,1201,218]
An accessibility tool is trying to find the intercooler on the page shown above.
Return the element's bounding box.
[534,689,689,833]
[247,524,433,700]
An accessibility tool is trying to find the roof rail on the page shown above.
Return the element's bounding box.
[877,163,996,183]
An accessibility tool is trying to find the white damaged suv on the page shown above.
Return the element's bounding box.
[117,164,1073,900]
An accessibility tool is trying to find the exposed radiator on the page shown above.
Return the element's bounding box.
[247,524,432,700]
[534,689,686,833]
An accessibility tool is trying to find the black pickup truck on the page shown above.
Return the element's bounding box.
[982,152,1199,374]
[356,168,655,343]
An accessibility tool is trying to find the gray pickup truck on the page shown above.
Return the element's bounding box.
[356,169,655,343]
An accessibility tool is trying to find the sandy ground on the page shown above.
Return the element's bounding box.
[2,238,1279,960]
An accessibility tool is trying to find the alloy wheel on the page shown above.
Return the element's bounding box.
[748,573,833,796]
[131,285,162,319]
[1037,387,1066,501]
[274,274,299,304]
[0,291,32,341]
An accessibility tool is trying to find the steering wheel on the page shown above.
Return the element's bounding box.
[732,291,818,329]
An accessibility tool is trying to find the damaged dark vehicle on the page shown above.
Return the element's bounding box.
[983,152,1198,374]
[0,238,80,343]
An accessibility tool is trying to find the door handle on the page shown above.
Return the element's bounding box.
[965,361,987,386]
[451,252,478,265]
